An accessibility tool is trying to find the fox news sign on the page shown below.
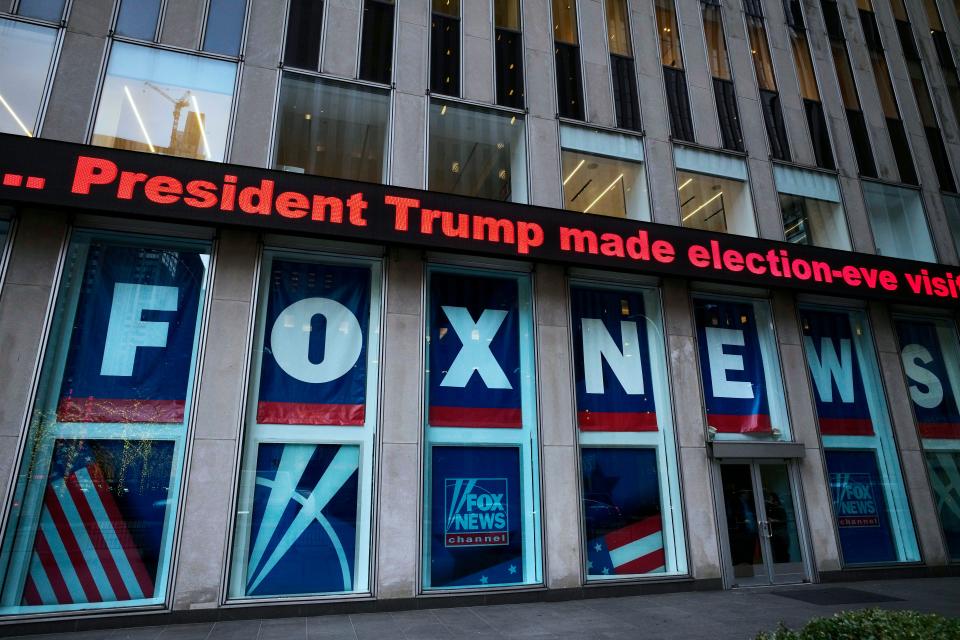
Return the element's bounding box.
[444,478,509,547]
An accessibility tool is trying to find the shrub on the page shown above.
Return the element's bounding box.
[755,608,960,639]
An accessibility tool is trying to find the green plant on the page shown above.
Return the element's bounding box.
[755,608,960,639]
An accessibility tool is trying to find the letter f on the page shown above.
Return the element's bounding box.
[100,283,178,376]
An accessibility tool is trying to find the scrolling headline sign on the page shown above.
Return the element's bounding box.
[2,133,959,306]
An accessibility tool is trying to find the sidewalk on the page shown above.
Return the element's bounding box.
[8,578,960,640]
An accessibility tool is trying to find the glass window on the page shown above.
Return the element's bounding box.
[431,0,460,96]
[91,42,237,162]
[675,147,756,236]
[553,0,584,119]
[428,100,528,203]
[17,0,66,21]
[747,17,776,92]
[0,19,57,138]
[115,0,162,41]
[0,231,210,614]
[228,253,381,598]
[560,125,648,220]
[693,296,791,441]
[274,75,390,182]
[702,5,730,81]
[423,268,541,590]
[702,4,742,152]
[654,0,682,69]
[774,165,850,250]
[943,194,960,257]
[495,0,520,30]
[605,0,631,57]
[433,0,459,16]
[552,0,578,45]
[285,0,324,70]
[203,0,247,57]
[494,0,524,109]
[359,0,395,85]
[861,182,936,262]
[605,0,639,131]
[571,283,686,579]
[799,306,920,565]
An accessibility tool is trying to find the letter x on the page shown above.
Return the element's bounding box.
[440,306,512,389]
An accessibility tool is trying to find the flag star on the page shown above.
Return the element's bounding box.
[587,560,593,570]
[594,543,602,552]
[602,567,610,575]
[508,565,517,574]
[480,575,489,584]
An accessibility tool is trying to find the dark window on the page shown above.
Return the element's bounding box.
[760,89,790,160]
[932,30,955,70]
[360,0,395,84]
[847,109,877,177]
[887,118,918,184]
[116,0,163,40]
[556,42,584,119]
[664,67,694,142]
[17,0,66,21]
[431,13,460,96]
[742,0,764,18]
[859,10,883,53]
[495,0,524,108]
[804,99,834,170]
[926,127,956,192]
[782,0,804,28]
[285,0,324,69]
[822,0,844,41]
[714,78,744,152]
[204,0,246,56]
[612,55,640,131]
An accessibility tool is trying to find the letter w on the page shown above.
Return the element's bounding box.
[804,336,854,403]
[440,306,512,389]
[582,319,644,395]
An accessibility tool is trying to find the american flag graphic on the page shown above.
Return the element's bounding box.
[586,515,665,576]
[20,463,154,606]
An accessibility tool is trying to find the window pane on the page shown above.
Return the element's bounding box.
[612,56,640,131]
[678,171,756,236]
[894,317,960,441]
[780,194,850,250]
[925,452,960,560]
[92,43,236,161]
[655,0,682,68]
[204,0,247,56]
[832,43,860,110]
[552,0,578,45]
[605,0,632,57]
[433,0,459,17]
[561,150,648,219]
[862,181,935,261]
[693,297,790,440]
[359,0,395,84]
[800,306,920,565]
[495,27,524,108]
[0,19,57,137]
[429,101,527,203]
[747,17,776,91]
[423,270,541,590]
[0,232,210,614]
[791,33,819,101]
[495,0,520,30]
[274,75,390,182]
[663,67,694,141]
[17,0,65,21]
[702,5,731,80]
[228,255,380,598]
[943,194,960,257]
[115,0,162,40]
[924,0,944,30]
[431,13,460,96]
[556,41,585,120]
[285,0,324,70]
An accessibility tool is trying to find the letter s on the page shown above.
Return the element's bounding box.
[901,343,944,410]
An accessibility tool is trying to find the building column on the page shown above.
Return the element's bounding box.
[523,0,562,209]
[321,0,363,78]
[390,0,429,190]
[673,0,720,147]
[578,0,616,127]
[462,0,495,103]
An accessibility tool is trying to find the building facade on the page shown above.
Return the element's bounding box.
[0,0,959,630]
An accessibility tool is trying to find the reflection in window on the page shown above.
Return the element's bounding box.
[17,0,66,21]
[431,0,460,96]
[701,3,742,152]
[675,148,755,236]
[656,0,693,142]
[746,13,790,161]
[0,232,210,614]
[360,0,395,84]
[495,0,524,108]
[428,101,527,203]
[115,0,162,40]
[862,182,936,262]
[274,75,390,182]
[553,0,584,119]
[0,19,57,138]
[774,165,849,250]
[203,0,247,56]
[787,14,834,169]
[560,125,648,219]
[92,43,237,161]
[605,0,639,130]
[285,0,324,70]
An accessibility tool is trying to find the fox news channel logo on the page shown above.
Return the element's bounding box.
[832,472,881,528]
[444,478,509,547]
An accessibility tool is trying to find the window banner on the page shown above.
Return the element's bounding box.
[430,446,523,588]
[56,243,205,423]
[428,273,522,428]
[800,308,874,436]
[894,319,960,439]
[20,439,174,606]
[694,299,773,433]
[257,261,370,425]
[571,288,657,432]
[825,449,897,564]
[926,451,960,560]
[582,448,665,576]
[245,443,359,597]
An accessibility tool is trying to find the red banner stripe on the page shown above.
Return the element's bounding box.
[64,470,131,602]
[578,411,658,432]
[616,548,666,575]
[21,576,41,606]
[429,406,523,428]
[605,516,662,551]
[256,402,365,425]
[43,486,101,603]
[35,531,72,604]
[57,398,185,423]
[707,414,773,434]
[918,422,960,439]
[819,418,875,436]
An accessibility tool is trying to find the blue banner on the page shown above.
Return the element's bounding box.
[430,446,523,588]
[694,299,772,433]
[57,241,205,423]
[571,287,657,432]
[429,273,522,428]
[825,449,897,564]
[245,443,359,597]
[926,451,960,561]
[257,260,371,425]
[800,308,874,436]
[894,319,960,439]
[582,448,664,576]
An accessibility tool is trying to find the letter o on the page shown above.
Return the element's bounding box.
[270,298,363,383]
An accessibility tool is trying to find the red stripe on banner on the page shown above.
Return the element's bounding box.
[617,548,666,575]
[919,422,960,439]
[578,411,658,432]
[43,486,101,603]
[34,531,72,604]
[56,398,185,423]
[21,575,41,606]
[64,471,130,602]
[429,406,523,428]
[605,516,662,552]
[85,464,155,598]
[256,402,365,426]
[707,414,773,434]
[819,418,875,436]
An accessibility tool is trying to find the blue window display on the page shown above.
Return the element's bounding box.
[926,451,960,561]
[825,450,897,564]
[0,232,210,614]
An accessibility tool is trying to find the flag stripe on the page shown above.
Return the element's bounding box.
[707,414,773,434]
[34,531,72,604]
[56,398,185,423]
[609,531,664,569]
[21,575,41,607]
[605,516,662,551]
[429,407,523,428]
[819,418,874,436]
[578,411,658,432]
[43,485,101,603]
[617,548,666,575]
[919,422,960,439]
[257,402,365,425]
